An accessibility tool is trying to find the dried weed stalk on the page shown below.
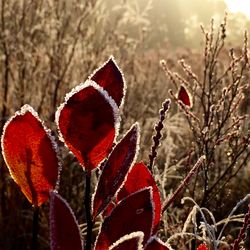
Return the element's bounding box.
[161,15,250,212]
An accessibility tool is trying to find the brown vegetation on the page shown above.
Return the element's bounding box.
[0,0,249,249]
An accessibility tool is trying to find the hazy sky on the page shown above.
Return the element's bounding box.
[225,0,250,18]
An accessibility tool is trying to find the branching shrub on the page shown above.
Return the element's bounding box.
[160,15,250,218]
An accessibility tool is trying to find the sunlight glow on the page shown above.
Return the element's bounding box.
[224,0,250,18]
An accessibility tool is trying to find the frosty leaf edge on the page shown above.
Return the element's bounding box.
[109,231,144,250]
[91,122,140,218]
[55,80,121,169]
[1,104,61,201]
[88,55,127,108]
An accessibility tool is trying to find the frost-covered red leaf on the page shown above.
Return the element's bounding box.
[196,243,209,250]
[56,81,119,171]
[102,201,116,218]
[145,237,171,250]
[110,232,144,250]
[95,187,154,250]
[117,162,161,232]
[177,85,192,107]
[1,105,59,206]
[90,56,125,107]
[92,123,139,219]
[50,191,83,250]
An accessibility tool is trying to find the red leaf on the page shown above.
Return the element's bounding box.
[95,187,154,250]
[196,244,209,250]
[92,123,139,219]
[90,56,125,107]
[50,191,83,250]
[117,162,161,232]
[145,237,171,250]
[1,105,59,206]
[110,232,144,250]
[56,81,119,171]
[102,201,116,218]
[177,85,192,107]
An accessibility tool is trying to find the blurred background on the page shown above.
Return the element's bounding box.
[107,0,250,49]
[0,0,250,249]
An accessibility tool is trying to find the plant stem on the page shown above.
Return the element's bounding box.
[148,99,171,172]
[31,206,39,250]
[85,171,93,250]
[162,155,205,213]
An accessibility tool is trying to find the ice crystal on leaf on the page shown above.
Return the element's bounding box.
[50,191,83,250]
[95,187,154,250]
[145,236,172,250]
[109,231,144,250]
[117,162,161,233]
[90,56,126,107]
[56,80,120,171]
[92,123,140,219]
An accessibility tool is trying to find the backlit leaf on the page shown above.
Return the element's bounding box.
[50,191,83,250]
[90,56,125,107]
[145,237,171,250]
[110,232,144,250]
[95,187,154,250]
[1,105,59,206]
[177,85,192,107]
[56,81,119,171]
[117,162,161,232]
[92,123,139,219]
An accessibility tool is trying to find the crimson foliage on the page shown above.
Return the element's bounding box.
[1,57,173,250]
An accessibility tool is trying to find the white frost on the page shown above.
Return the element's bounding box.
[1,104,61,191]
[50,191,83,250]
[114,122,141,200]
[109,231,144,250]
[88,55,127,108]
[55,80,120,146]
[146,236,174,250]
[91,122,140,217]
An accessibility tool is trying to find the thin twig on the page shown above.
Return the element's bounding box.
[85,170,93,250]
[217,194,250,244]
[148,99,171,172]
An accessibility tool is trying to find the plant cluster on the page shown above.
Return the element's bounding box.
[0,1,250,249]
[0,56,207,250]
[161,15,250,208]
[1,49,250,249]
[0,1,156,247]
[158,15,250,249]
